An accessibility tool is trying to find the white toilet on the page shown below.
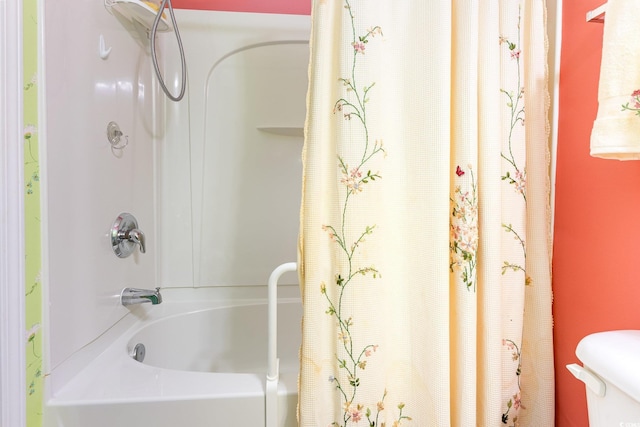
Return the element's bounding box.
[567,330,640,426]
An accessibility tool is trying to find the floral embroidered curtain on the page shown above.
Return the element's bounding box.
[298,1,554,426]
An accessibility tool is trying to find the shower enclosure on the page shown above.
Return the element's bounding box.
[43,6,310,427]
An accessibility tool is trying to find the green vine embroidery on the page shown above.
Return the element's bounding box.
[499,13,526,206]
[499,15,526,202]
[450,165,478,291]
[499,5,528,424]
[621,89,640,116]
[321,2,410,426]
[498,7,529,287]
[501,339,524,426]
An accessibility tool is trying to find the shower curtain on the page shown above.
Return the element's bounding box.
[298,1,554,426]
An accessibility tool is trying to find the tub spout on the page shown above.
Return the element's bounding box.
[121,287,162,306]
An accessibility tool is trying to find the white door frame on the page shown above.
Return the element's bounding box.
[0,0,27,425]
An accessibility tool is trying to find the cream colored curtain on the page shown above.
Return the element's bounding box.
[298,1,554,426]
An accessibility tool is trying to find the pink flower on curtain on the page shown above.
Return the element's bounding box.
[350,406,363,422]
[340,167,363,192]
[513,169,526,197]
[352,41,365,54]
[364,344,378,357]
[322,225,337,242]
[512,392,525,410]
[449,165,478,291]
[339,164,380,195]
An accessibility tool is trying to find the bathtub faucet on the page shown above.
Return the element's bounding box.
[121,287,163,306]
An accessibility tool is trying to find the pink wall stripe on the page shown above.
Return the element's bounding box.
[171,0,311,15]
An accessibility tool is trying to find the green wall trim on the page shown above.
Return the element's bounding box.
[24,0,43,425]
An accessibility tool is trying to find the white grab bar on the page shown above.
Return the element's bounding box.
[266,261,297,427]
[267,261,297,380]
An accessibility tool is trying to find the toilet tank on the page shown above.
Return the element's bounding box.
[568,330,640,426]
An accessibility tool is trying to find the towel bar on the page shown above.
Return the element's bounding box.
[587,3,606,23]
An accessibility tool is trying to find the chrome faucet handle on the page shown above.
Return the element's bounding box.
[122,228,146,253]
[111,213,146,258]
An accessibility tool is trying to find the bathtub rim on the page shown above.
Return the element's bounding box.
[46,285,301,405]
[126,299,301,374]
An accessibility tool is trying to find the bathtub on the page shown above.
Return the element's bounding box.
[45,288,302,427]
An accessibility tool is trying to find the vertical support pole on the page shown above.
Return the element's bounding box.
[265,262,297,427]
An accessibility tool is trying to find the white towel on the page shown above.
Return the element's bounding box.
[590,0,640,160]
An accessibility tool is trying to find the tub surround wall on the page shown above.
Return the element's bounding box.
[43,0,157,393]
[158,10,310,288]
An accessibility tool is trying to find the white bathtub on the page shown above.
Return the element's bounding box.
[45,291,302,427]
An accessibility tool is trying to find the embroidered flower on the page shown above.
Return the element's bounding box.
[622,89,640,115]
[352,41,365,54]
[351,407,363,422]
[364,344,378,357]
[512,392,525,410]
[322,225,337,241]
[366,26,383,37]
[341,167,365,194]
[502,339,516,352]
[338,331,350,344]
[450,166,478,291]
[514,169,526,197]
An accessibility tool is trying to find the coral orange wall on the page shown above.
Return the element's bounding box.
[553,1,640,425]
[171,0,310,15]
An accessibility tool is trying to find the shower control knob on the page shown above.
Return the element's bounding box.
[111,213,146,258]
